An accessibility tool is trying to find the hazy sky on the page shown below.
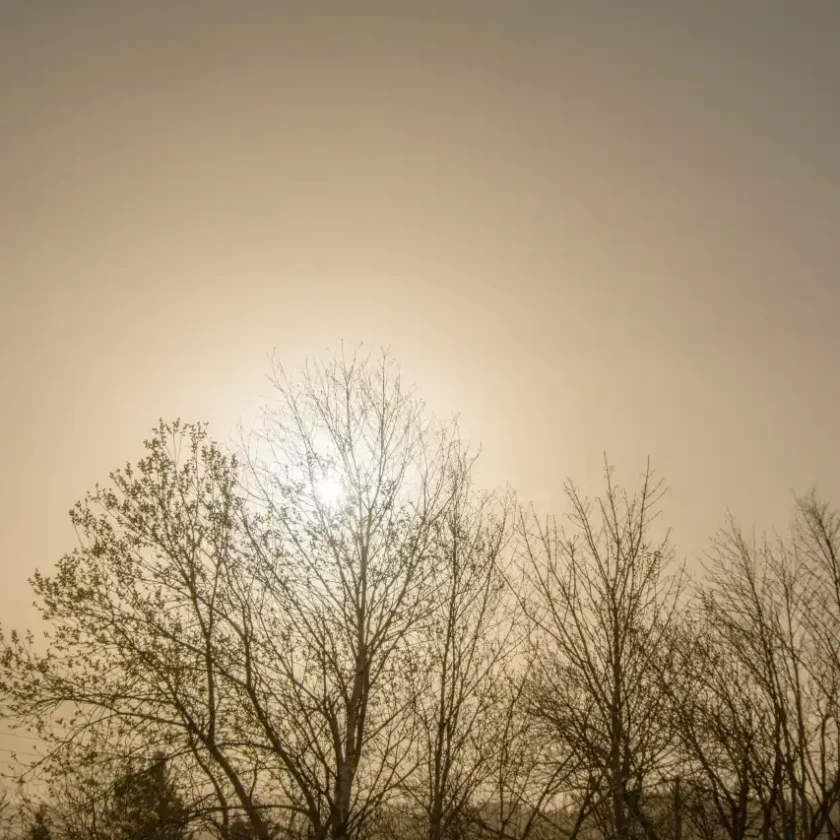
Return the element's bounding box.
[1,1,839,646]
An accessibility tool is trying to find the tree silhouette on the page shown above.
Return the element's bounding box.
[100,754,188,840]
[3,350,840,840]
[517,460,684,840]
[27,805,51,840]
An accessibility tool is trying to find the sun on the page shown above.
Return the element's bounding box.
[315,476,346,509]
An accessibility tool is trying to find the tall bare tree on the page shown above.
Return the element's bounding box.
[517,461,683,840]
[401,462,517,840]
[683,496,840,840]
[238,350,469,839]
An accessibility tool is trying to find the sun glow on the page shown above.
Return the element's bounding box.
[315,476,346,509]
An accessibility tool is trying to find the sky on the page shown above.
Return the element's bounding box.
[1,1,839,652]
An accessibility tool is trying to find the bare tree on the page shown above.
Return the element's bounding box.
[666,612,769,840]
[685,497,840,840]
[466,662,589,840]
[400,461,518,840]
[237,350,470,839]
[517,460,683,840]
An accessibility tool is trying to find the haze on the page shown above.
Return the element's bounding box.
[1,0,839,641]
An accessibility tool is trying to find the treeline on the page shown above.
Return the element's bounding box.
[1,352,838,840]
